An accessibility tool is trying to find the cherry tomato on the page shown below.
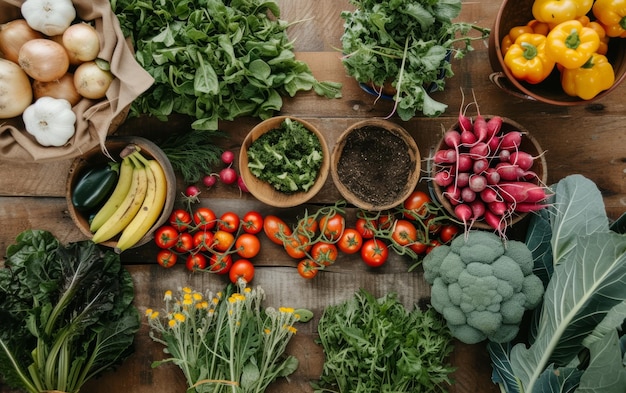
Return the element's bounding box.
[169,209,193,232]
[377,211,395,230]
[229,259,255,283]
[213,230,235,252]
[311,242,338,266]
[403,190,431,220]
[426,239,443,254]
[208,253,233,275]
[235,233,261,259]
[283,233,311,259]
[439,224,460,244]
[409,241,428,255]
[426,215,442,235]
[355,217,377,239]
[186,253,207,271]
[390,219,418,247]
[156,249,177,268]
[193,207,217,231]
[297,259,319,279]
[217,211,240,233]
[193,231,214,252]
[263,215,292,245]
[154,225,179,249]
[319,212,345,241]
[241,211,264,234]
[174,232,194,253]
[361,239,389,268]
[338,228,363,254]
[295,215,318,237]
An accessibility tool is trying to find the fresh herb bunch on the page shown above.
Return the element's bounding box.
[147,281,305,392]
[111,0,342,131]
[341,0,490,119]
[312,289,456,393]
[0,230,140,393]
[247,118,323,193]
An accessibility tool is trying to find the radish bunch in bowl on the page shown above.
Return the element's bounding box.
[431,114,548,236]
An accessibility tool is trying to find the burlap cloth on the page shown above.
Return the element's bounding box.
[0,0,154,162]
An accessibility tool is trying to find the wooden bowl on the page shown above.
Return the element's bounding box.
[331,119,421,211]
[239,116,330,208]
[66,136,177,250]
[431,116,548,230]
[488,0,626,105]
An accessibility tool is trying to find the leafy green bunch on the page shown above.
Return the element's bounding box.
[0,230,140,393]
[112,0,342,131]
[147,281,303,392]
[312,289,456,393]
[341,0,490,119]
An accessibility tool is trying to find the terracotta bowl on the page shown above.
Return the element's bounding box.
[488,0,626,105]
[431,116,548,230]
[331,119,421,211]
[66,136,176,249]
[239,116,330,208]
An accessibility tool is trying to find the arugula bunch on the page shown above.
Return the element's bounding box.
[341,0,490,119]
[112,0,342,131]
[0,230,139,393]
[312,289,455,393]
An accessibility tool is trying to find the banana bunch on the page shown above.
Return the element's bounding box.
[90,148,167,252]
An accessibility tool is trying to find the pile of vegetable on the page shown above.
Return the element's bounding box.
[0,0,115,146]
[0,230,140,393]
[488,174,626,392]
[246,118,324,193]
[340,0,490,119]
[500,0,621,99]
[112,0,342,131]
[146,281,310,392]
[312,289,455,393]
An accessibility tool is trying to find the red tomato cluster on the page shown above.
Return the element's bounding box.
[154,207,262,284]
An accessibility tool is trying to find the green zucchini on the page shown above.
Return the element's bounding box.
[72,162,120,212]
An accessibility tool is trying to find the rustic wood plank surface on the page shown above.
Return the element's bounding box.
[1,1,625,393]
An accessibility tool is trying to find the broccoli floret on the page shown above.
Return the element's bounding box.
[423,230,545,344]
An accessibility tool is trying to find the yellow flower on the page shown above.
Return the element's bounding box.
[197,301,209,309]
[228,293,245,303]
[182,287,192,294]
[264,328,271,334]
[145,308,154,317]
[193,292,203,301]
[164,290,172,301]
[150,311,160,320]
[244,287,252,293]
[183,298,193,306]
[174,313,186,323]
[287,326,297,334]
[212,297,220,305]
[168,319,177,328]
[279,307,295,314]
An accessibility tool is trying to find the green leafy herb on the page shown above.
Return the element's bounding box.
[312,289,455,393]
[0,230,140,393]
[488,175,626,393]
[341,0,490,119]
[247,118,323,193]
[111,0,342,131]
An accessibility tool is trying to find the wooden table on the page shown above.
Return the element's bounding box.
[1,1,625,392]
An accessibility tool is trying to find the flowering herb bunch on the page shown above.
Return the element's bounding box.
[145,280,304,393]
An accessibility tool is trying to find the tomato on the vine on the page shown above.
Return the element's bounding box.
[217,211,240,233]
[361,239,389,267]
[193,207,217,231]
[439,224,460,243]
[403,190,431,220]
[174,232,194,253]
[355,217,377,239]
[319,212,345,241]
[235,233,261,259]
[297,259,319,279]
[263,215,292,245]
[338,228,363,254]
[169,209,193,232]
[241,211,264,234]
[209,253,233,275]
[409,241,428,255]
[156,249,177,268]
[311,242,338,266]
[186,253,207,271]
[154,225,179,249]
[213,230,235,252]
[193,231,214,252]
[295,215,318,237]
[283,234,310,259]
[229,259,255,283]
[377,211,395,230]
[390,219,418,247]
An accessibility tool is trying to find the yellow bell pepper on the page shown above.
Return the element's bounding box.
[592,0,626,38]
[532,0,578,25]
[504,33,556,84]
[587,21,610,55]
[545,20,600,69]
[575,0,594,17]
[561,53,615,99]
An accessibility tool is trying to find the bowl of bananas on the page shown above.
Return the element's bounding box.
[66,136,176,252]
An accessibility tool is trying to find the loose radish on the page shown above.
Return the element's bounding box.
[221,150,235,165]
[434,168,454,187]
[473,158,489,174]
[500,131,523,150]
[237,175,249,193]
[220,167,238,185]
[497,182,547,203]
[509,151,534,171]
[461,187,476,203]
[203,174,217,187]
[468,174,487,193]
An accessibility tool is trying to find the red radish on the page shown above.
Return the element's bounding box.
[220,167,238,185]
[458,90,473,133]
[509,151,534,171]
[434,168,454,187]
[488,135,501,152]
[445,184,462,205]
[488,200,507,216]
[237,176,249,193]
[203,174,217,187]
[461,187,476,203]
[457,154,474,172]
[473,158,489,174]
[434,149,457,164]
[480,187,499,203]
[484,168,501,185]
[454,203,473,230]
[495,162,525,181]
[469,199,486,220]
[456,172,470,188]
[221,150,235,165]
[484,210,506,233]
[185,185,201,198]
[497,182,547,203]
[444,129,462,148]
[461,129,477,145]
[469,142,489,158]
[499,149,511,162]
[500,131,523,150]
[511,202,550,212]
[468,174,487,193]
[486,116,502,141]
[472,114,488,143]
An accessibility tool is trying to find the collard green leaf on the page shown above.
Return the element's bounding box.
[577,329,626,393]
[533,365,582,393]
[525,208,553,288]
[486,342,522,393]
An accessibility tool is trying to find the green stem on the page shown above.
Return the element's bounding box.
[0,339,39,393]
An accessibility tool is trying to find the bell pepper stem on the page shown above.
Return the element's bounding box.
[521,42,538,60]
[565,28,581,49]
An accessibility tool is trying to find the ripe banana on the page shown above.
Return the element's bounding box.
[89,156,134,232]
[91,158,148,244]
[115,155,167,252]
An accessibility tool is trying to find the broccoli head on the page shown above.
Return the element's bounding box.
[423,230,544,344]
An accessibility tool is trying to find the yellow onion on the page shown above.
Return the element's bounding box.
[32,73,81,106]
[0,58,33,119]
[0,19,44,64]
[18,38,69,82]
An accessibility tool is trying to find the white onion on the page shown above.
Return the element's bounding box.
[32,72,81,106]
[0,58,33,118]
[18,38,69,82]
[0,19,44,64]
[74,61,113,100]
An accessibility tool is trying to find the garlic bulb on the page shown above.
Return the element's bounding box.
[22,97,76,147]
[21,0,76,36]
